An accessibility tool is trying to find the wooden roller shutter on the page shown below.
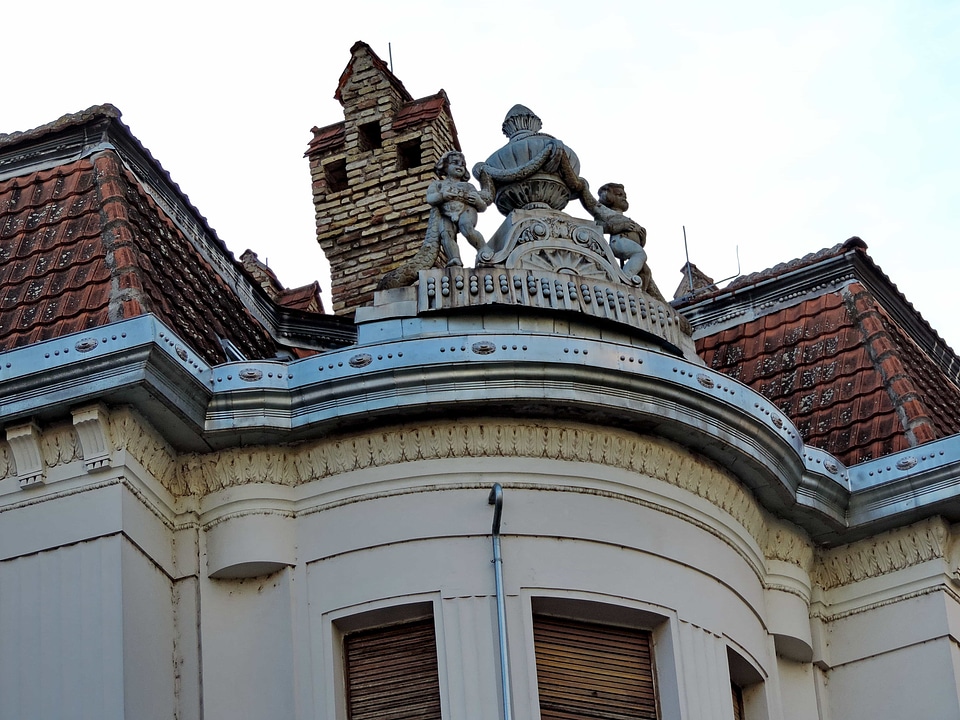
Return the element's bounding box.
[533,614,658,720]
[731,682,745,720]
[343,618,442,720]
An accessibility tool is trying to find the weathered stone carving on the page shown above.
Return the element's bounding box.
[39,423,83,468]
[174,419,765,544]
[429,150,489,264]
[7,422,46,488]
[109,408,179,492]
[763,520,815,572]
[378,151,492,290]
[375,105,687,348]
[72,404,113,471]
[580,183,652,287]
[473,104,582,216]
[814,516,951,590]
[0,441,12,480]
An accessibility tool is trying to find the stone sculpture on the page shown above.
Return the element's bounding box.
[378,151,490,290]
[381,104,668,305]
[580,182,650,288]
[472,104,582,216]
[428,151,488,266]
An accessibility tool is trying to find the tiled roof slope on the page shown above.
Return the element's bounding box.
[678,239,960,466]
[240,249,323,313]
[334,41,414,105]
[0,109,279,365]
[0,159,111,345]
[306,93,459,159]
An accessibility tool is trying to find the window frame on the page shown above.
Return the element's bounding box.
[525,594,683,720]
[327,598,445,720]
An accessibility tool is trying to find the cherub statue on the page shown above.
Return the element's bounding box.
[427,150,488,266]
[581,182,649,286]
[377,151,491,290]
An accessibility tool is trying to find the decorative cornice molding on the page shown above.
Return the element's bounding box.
[810,584,960,622]
[0,441,12,480]
[177,417,775,548]
[109,407,179,492]
[40,424,82,469]
[763,519,816,573]
[814,516,951,590]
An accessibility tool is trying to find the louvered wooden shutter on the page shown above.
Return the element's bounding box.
[534,614,658,720]
[731,682,745,720]
[343,618,442,720]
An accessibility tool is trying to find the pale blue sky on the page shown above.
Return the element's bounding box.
[4,1,959,348]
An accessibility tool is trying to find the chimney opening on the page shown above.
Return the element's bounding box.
[358,121,383,152]
[324,159,349,193]
[397,138,422,171]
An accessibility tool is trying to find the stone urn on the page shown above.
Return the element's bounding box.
[478,105,581,215]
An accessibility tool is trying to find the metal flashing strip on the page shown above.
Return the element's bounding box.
[0,316,213,451]
[4,316,960,541]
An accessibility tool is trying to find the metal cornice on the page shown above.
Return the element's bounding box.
[677,248,862,338]
[205,330,851,539]
[4,316,960,542]
[0,316,214,452]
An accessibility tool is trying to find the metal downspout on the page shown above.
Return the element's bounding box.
[489,483,513,720]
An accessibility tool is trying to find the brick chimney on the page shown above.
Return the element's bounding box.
[306,41,461,316]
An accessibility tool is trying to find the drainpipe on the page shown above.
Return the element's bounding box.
[489,483,513,720]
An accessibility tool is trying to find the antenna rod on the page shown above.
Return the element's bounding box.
[683,226,694,292]
[388,42,393,73]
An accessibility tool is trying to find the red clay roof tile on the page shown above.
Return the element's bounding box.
[392,93,449,131]
[692,259,960,465]
[0,142,280,364]
[307,122,346,156]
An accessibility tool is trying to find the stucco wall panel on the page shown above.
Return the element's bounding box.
[0,478,123,561]
[776,657,821,720]
[678,621,736,720]
[199,567,297,719]
[822,589,953,667]
[826,637,960,720]
[0,536,125,720]
[439,596,502,720]
[121,539,176,720]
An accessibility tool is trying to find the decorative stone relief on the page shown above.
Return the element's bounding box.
[109,408,178,492]
[0,441,13,480]
[814,516,951,590]
[6,422,45,488]
[763,519,815,572]
[173,419,766,546]
[178,449,294,495]
[378,150,492,290]
[37,424,82,468]
[72,404,112,471]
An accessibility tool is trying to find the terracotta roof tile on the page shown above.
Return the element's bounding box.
[695,273,960,465]
[0,144,280,364]
[697,289,902,464]
[97,152,277,362]
[392,92,449,131]
[0,159,113,350]
[306,122,345,156]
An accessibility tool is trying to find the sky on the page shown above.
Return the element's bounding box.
[3,1,960,349]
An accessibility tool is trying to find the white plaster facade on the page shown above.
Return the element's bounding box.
[2,305,960,719]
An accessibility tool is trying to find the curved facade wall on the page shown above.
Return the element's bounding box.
[194,419,807,719]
